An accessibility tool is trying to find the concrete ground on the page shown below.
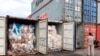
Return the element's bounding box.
[75,48,100,56]
[28,51,82,56]
[18,48,100,56]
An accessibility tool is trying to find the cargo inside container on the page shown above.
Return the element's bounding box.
[48,21,76,52]
[6,17,39,56]
[48,22,63,52]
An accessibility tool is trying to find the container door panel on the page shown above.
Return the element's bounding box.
[63,22,75,51]
[0,18,6,55]
[38,20,47,54]
[84,24,96,48]
[97,25,100,46]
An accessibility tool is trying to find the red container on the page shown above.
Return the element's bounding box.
[97,25,100,46]
[84,24,96,48]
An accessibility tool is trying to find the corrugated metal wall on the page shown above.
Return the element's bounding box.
[32,0,82,22]
[83,0,97,23]
[65,0,74,21]
[32,0,64,21]
[65,0,82,22]
[84,24,96,48]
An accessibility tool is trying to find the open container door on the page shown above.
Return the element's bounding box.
[0,17,6,55]
[38,19,47,54]
[63,22,75,51]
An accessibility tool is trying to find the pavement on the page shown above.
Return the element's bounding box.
[28,51,82,56]
[75,48,100,56]
[18,48,100,56]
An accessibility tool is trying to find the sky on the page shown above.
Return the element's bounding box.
[0,0,33,18]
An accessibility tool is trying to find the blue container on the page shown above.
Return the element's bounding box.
[83,0,97,23]
[31,0,82,22]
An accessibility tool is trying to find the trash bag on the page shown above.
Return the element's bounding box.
[94,40,99,48]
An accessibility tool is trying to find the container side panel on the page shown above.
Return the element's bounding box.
[32,0,64,21]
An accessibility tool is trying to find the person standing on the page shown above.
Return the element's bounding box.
[87,33,95,56]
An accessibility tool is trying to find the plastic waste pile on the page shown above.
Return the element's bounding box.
[48,25,62,51]
[7,22,36,55]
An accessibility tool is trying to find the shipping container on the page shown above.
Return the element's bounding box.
[97,1,100,24]
[84,23,96,48]
[31,0,82,22]
[47,21,75,52]
[83,0,97,23]
[65,0,82,22]
[0,16,83,55]
[0,16,47,56]
[97,25,100,46]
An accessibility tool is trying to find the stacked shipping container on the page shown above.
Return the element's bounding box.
[31,0,83,50]
[83,0,97,48]
[31,0,97,51]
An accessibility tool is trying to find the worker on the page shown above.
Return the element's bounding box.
[87,33,95,56]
